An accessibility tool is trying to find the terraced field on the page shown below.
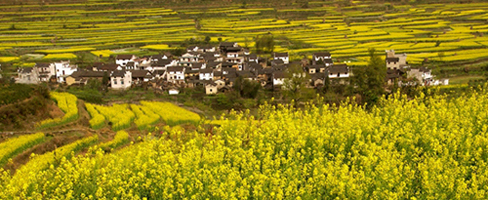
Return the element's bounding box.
[0,0,488,69]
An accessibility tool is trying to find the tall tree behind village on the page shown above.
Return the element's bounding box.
[352,48,386,106]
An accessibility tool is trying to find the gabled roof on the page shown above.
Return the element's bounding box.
[167,66,184,72]
[35,63,50,68]
[221,62,234,68]
[153,70,166,75]
[219,42,237,47]
[99,64,119,71]
[153,59,173,66]
[93,62,104,68]
[307,65,325,70]
[248,63,263,71]
[207,61,221,69]
[192,63,204,69]
[273,71,286,79]
[130,70,151,78]
[116,54,133,60]
[200,68,214,73]
[313,52,331,57]
[126,61,135,67]
[70,70,106,78]
[271,59,285,66]
[273,52,289,57]
[19,67,33,74]
[311,73,326,81]
[226,47,242,52]
[111,70,129,78]
[386,57,400,62]
[248,54,258,59]
[328,64,349,74]
[323,59,333,64]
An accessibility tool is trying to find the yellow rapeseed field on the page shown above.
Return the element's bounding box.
[1,85,488,199]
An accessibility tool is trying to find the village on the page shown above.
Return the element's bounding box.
[14,42,448,95]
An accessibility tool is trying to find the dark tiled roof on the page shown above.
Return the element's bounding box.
[386,57,400,62]
[153,70,166,75]
[219,42,236,47]
[207,61,220,69]
[167,66,184,72]
[19,67,33,73]
[273,71,286,79]
[226,47,242,52]
[116,54,133,60]
[35,63,50,68]
[71,70,106,78]
[200,68,213,73]
[154,59,172,66]
[130,70,151,78]
[111,70,128,78]
[328,64,349,74]
[274,52,288,57]
[271,59,285,66]
[313,52,331,57]
[99,64,119,71]
[192,63,204,69]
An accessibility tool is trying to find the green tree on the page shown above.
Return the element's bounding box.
[352,48,386,106]
[102,72,109,88]
[233,76,261,98]
[254,34,275,54]
[283,63,313,104]
[204,36,211,44]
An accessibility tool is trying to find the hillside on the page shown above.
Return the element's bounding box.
[0,0,488,80]
[1,85,488,198]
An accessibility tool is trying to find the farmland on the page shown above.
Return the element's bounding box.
[0,0,487,72]
[2,83,488,198]
[2,0,488,198]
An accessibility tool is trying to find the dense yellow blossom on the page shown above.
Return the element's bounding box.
[37,92,79,129]
[2,86,488,199]
[0,133,45,166]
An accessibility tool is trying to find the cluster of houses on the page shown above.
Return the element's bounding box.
[15,42,446,95]
[385,50,448,86]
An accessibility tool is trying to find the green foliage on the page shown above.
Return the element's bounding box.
[283,63,313,104]
[351,48,386,106]
[254,34,275,54]
[233,76,261,99]
[0,84,34,106]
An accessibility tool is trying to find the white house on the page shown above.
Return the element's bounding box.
[151,59,177,71]
[312,52,331,65]
[179,52,201,67]
[272,71,285,86]
[199,68,214,81]
[54,61,78,83]
[16,67,39,84]
[35,63,56,82]
[327,64,349,79]
[169,88,179,95]
[205,83,218,95]
[115,55,136,67]
[386,50,408,70]
[215,79,226,89]
[110,70,132,89]
[273,52,289,64]
[166,66,185,84]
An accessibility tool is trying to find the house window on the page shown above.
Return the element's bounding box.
[114,79,117,85]
[210,89,213,92]
[337,73,340,77]
[121,80,124,85]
